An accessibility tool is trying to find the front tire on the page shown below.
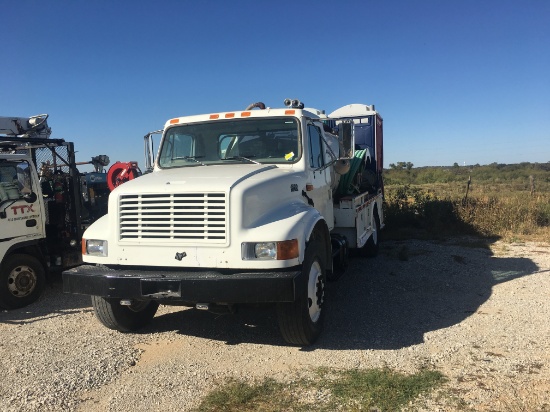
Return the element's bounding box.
[0,254,45,310]
[91,296,159,332]
[277,238,326,345]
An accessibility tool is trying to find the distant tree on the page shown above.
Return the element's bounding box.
[453,162,459,168]
[389,161,413,171]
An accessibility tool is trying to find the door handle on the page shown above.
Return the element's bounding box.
[26,219,37,227]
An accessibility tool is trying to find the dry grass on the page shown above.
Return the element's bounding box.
[384,183,550,242]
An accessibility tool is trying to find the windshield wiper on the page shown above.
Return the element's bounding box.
[171,156,206,166]
[222,156,261,164]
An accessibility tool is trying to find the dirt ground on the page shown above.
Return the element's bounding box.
[1,238,549,411]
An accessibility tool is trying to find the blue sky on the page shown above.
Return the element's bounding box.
[3,1,549,169]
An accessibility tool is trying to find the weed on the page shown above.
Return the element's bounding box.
[498,381,550,412]
[384,183,550,242]
[194,378,301,412]
[318,368,445,411]
[192,368,446,412]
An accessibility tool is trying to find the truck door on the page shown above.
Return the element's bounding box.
[305,123,334,230]
[0,160,44,247]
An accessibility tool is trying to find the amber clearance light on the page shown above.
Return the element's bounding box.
[277,239,299,260]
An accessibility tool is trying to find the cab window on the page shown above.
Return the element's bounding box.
[158,133,200,167]
[307,124,324,169]
[0,161,31,202]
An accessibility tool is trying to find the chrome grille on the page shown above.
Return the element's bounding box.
[119,192,227,242]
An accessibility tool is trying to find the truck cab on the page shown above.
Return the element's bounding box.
[1,114,105,309]
[63,100,384,345]
[0,154,46,308]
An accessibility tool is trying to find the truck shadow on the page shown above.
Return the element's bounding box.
[148,304,284,346]
[318,239,541,350]
[1,240,540,350]
[0,275,93,325]
[148,239,542,350]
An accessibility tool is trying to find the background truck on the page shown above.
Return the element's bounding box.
[0,114,112,309]
[63,99,385,345]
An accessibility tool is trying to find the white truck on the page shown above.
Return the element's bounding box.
[0,115,110,309]
[63,100,384,345]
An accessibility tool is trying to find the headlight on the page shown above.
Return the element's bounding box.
[242,239,298,260]
[84,239,108,256]
[255,242,277,259]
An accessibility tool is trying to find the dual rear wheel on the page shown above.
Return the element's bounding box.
[0,254,45,310]
[361,211,380,257]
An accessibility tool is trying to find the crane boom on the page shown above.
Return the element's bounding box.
[0,114,51,139]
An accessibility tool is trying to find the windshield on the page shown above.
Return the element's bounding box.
[0,161,32,202]
[158,117,300,168]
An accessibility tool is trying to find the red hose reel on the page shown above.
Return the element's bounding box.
[107,161,142,191]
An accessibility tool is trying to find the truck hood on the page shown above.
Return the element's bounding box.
[111,164,284,194]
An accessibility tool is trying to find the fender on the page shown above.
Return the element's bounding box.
[82,214,110,240]
[305,217,331,274]
[292,205,327,263]
[1,238,47,270]
[237,200,324,262]
[2,238,43,254]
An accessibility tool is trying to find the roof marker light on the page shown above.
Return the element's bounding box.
[225,113,235,118]
[169,118,179,124]
[210,114,220,119]
[285,110,295,115]
[241,111,251,117]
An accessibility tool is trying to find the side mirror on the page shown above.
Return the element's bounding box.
[339,120,355,159]
[144,130,163,172]
[23,192,38,203]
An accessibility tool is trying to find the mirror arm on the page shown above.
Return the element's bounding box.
[0,199,17,219]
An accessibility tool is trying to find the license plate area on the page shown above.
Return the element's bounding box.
[141,279,182,298]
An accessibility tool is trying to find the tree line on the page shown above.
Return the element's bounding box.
[384,161,550,186]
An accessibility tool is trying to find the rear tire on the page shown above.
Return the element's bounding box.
[0,254,45,310]
[327,235,348,281]
[91,296,159,332]
[277,238,326,345]
[362,211,380,258]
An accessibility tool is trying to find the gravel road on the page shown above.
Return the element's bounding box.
[1,238,549,411]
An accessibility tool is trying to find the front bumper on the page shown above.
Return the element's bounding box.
[62,265,302,303]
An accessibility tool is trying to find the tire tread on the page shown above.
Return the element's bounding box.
[277,238,325,345]
[91,296,158,332]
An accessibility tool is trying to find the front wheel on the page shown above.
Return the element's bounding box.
[277,238,326,345]
[91,296,159,332]
[0,254,45,310]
